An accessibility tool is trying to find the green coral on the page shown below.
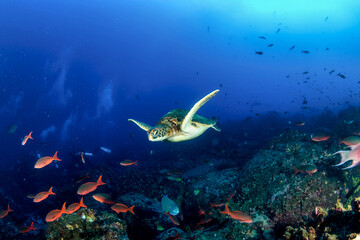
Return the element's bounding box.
[45,208,128,240]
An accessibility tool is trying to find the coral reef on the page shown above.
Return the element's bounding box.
[46,208,128,240]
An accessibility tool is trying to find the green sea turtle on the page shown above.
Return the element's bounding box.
[128,89,220,142]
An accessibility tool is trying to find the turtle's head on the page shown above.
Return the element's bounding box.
[148,126,168,141]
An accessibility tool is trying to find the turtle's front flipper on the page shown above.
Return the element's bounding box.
[181,89,219,132]
[128,119,152,131]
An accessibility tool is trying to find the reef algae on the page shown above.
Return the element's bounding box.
[282,196,360,239]
[45,208,128,240]
[209,129,345,239]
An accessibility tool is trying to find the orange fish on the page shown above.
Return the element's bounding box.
[93,193,116,205]
[209,202,225,208]
[77,175,106,195]
[22,131,34,146]
[196,217,212,226]
[339,136,360,146]
[198,208,205,216]
[19,222,36,233]
[292,164,317,175]
[34,151,61,169]
[111,203,135,215]
[220,204,253,223]
[34,187,55,202]
[311,133,331,142]
[226,190,237,202]
[0,204,13,219]
[120,159,138,166]
[46,202,68,222]
[80,152,85,164]
[164,210,180,225]
[67,197,87,214]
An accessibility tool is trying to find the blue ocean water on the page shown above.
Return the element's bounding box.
[1,1,360,239]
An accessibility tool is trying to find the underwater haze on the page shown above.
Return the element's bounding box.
[1,0,360,239]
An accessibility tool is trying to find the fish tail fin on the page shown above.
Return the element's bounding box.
[97,175,106,186]
[49,187,55,195]
[80,197,87,208]
[7,204,13,212]
[342,160,360,170]
[165,210,171,216]
[350,144,360,150]
[29,131,34,139]
[220,204,230,215]
[53,151,61,161]
[61,202,68,214]
[29,222,36,230]
[134,161,138,166]
[333,151,350,167]
[209,203,215,208]
[292,166,299,175]
[128,205,135,215]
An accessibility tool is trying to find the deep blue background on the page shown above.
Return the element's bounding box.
[0,1,359,170]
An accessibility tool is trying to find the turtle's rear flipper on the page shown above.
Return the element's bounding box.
[128,119,152,131]
[181,89,219,132]
[212,124,221,132]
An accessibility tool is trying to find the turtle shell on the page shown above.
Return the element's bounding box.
[157,109,216,127]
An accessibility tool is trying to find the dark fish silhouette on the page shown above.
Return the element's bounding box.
[301,50,310,54]
[74,172,90,183]
[268,43,273,47]
[329,70,335,74]
[258,36,266,39]
[255,51,263,55]
[302,71,308,75]
[7,125,17,134]
[276,28,280,34]
[337,73,346,79]
[289,45,295,50]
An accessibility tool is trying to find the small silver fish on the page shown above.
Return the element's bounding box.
[100,147,111,153]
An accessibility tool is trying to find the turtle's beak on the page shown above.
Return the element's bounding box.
[148,134,155,141]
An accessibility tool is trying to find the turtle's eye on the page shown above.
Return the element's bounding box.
[152,129,159,136]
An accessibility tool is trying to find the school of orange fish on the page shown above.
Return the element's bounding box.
[1,131,136,234]
[3,126,360,236]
